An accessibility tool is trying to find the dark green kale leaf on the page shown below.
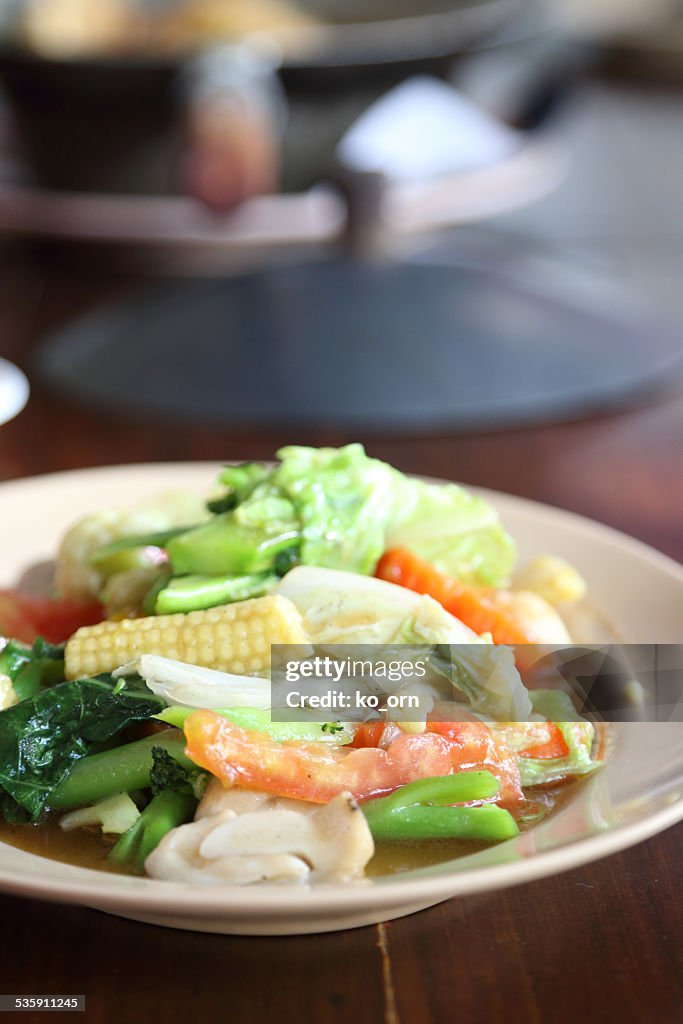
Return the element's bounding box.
[0,677,165,821]
[0,638,65,701]
[150,745,207,800]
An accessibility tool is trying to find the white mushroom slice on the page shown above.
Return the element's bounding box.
[144,810,308,885]
[145,787,374,886]
[196,781,277,819]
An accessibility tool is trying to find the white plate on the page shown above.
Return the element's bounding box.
[0,463,681,935]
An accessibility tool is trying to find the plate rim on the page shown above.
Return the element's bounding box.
[0,790,681,915]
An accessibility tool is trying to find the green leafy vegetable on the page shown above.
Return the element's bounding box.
[0,638,65,702]
[157,445,516,612]
[385,477,516,587]
[321,722,345,735]
[529,689,583,723]
[273,546,300,577]
[429,643,533,721]
[0,677,165,820]
[279,445,515,583]
[517,722,600,786]
[275,444,399,575]
[215,462,272,506]
[206,494,237,515]
[149,745,205,798]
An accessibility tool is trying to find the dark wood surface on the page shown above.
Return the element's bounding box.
[0,244,681,1024]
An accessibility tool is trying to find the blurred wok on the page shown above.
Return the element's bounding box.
[0,0,531,195]
[0,0,527,72]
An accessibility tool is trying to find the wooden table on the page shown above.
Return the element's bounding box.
[0,246,681,1024]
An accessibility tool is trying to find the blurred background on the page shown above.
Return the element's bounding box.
[1,8,681,1008]
[0,0,681,481]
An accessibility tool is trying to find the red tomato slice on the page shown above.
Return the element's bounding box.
[0,591,104,644]
[184,711,522,805]
[0,594,39,643]
[350,721,387,749]
[518,722,569,760]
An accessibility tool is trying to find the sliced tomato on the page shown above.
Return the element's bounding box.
[518,722,569,760]
[350,721,387,749]
[425,721,522,802]
[0,594,39,643]
[0,591,104,644]
[184,711,522,805]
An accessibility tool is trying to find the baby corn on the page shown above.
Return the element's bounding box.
[65,595,308,679]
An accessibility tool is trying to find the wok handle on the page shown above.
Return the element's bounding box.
[180,42,286,212]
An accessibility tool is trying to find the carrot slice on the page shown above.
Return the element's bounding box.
[376,548,533,646]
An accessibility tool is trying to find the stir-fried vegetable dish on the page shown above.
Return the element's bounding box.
[0,445,601,885]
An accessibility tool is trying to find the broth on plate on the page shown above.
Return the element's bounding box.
[0,779,585,879]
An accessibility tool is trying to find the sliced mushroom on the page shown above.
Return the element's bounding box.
[195,780,281,819]
[144,809,308,885]
[145,783,375,886]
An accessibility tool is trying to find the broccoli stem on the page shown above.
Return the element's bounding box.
[166,517,299,575]
[108,790,196,874]
[48,732,194,811]
[361,772,519,842]
[89,527,194,565]
[154,572,277,614]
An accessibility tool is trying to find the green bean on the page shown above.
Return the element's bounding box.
[364,804,519,843]
[362,771,500,820]
[48,732,194,811]
[361,772,519,843]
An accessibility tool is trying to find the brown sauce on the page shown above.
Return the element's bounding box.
[0,778,588,879]
[0,816,123,873]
